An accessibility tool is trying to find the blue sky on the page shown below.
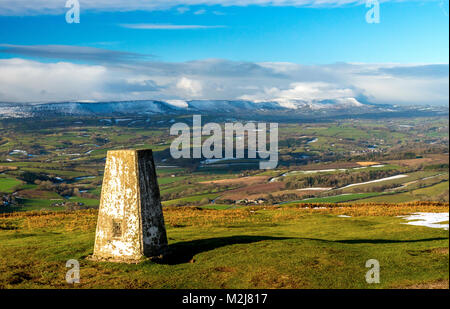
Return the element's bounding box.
[0,1,448,105]
[0,1,448,63]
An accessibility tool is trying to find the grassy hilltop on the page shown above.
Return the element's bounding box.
[0,202,448,289]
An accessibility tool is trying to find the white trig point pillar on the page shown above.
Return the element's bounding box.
[92,149,168,263]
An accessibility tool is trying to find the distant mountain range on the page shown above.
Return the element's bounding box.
[0,100,447,119]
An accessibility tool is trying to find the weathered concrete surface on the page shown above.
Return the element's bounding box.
[92,149,168,263]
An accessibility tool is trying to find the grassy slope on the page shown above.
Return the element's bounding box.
[0,175,23,193]
[283,193,384,204]
[0,204,448,289]
[162,193,222,206]
[360,181,449,203]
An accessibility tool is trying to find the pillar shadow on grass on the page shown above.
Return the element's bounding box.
[152,235,292,265]
[333,237,448,244]
[300,237,448,244]
[150,236,448,265]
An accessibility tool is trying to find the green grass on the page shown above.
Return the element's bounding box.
[17,184,38,191]
[14,198,57,211]
[89,187,102,196]
[340,171,446,194]
[361,181,449,203]
[0,175,22,193]
[19,167,87,178]
[160,184,193,195]
[199,204,236,210]
[158,176,187,185]
[413,181,449,196]
[0,206,447,288]
[162,193,222,206]
[9,196,99,212]
[284,193,384,204]
[16,198,57,207]
[67,197,100,207]
[156,167,187,175]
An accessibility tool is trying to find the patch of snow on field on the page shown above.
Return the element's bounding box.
[74,176,95,180]
[115,118,132,123]
[273,165,402,181]
[421,174,446,181]
[337,215,352,218]
[340,174,408,189]
[399,213,449,230]
[9,149,27,155]
[201,157,239,164]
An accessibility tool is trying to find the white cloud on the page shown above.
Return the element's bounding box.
[176,77,203,96]
[239,82,360,108]
[177,7,190,14]
[0,44,150,62]
[0,58,107,102]
[0,57,447,106]
[120,24,225,29]
[352,73,449,105]
[0,1,428,16]
[194,9,207,15]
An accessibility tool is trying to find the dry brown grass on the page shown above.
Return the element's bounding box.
[0,209,98,232]
[431,247,449,255]
[0,165,18,172]
[356,161,380,166]
[165,201,449,228]
[1,201,447,230]
[286,201,449,217]
[386,154,449,168]
[16,189,60,199]
[395,279,449,289]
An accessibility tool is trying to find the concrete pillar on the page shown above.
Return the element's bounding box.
[92,149,168,263]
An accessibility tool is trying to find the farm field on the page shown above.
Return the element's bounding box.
[0,116,448,212]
